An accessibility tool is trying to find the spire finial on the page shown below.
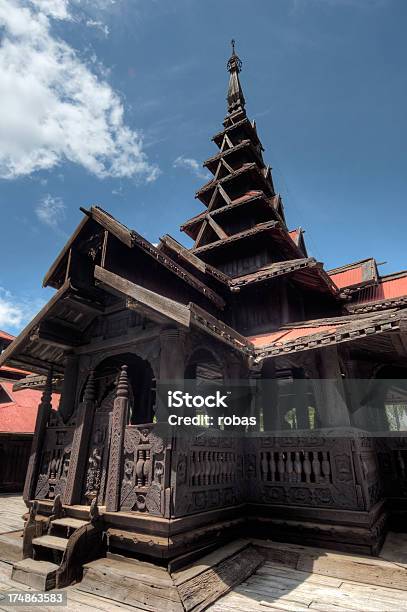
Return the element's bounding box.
[226,40,245,114]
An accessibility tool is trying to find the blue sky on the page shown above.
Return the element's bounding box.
[0,0,406,334]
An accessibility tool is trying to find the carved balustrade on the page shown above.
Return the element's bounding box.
[171,427,244,517]
[245,431,382,512]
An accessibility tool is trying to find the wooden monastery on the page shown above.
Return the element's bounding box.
[1,44,407,604]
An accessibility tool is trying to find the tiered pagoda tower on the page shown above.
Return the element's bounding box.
[179,42,339,334]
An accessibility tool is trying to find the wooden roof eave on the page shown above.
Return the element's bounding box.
[159,235,231,286]
[94,266,254,356]
[43,206,134,289]
[195,163,271,205]
[0,280,72,374]
[191,221,302,259]
[181,191,279,239]
[229,258,339,296]
[253,310,407,362]
[203,140,263,173]
[212,117,262,149]
[44,205,225,310]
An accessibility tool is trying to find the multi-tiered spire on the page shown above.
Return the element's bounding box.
[180,42,297,273]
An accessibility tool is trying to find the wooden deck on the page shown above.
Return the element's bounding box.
[0,495,406,611]
[208,561,407,612]
[0,494,25,534]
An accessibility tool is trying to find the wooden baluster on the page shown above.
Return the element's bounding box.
[226,452,232,482]
[322,451,331,482]
[136,449,145,486]
[303,451,311,483]
[143,449,152,486]
[277,452,285,482]
[294,451,302,483]
[398,451,406,479]
[270,452,276,482]
[204,451,211,485]
[312,451,321,484]
[208,451,214,485]
[190,451,196,486]
[195,452,202,486]
[261,452,268,481]
[286,451,294,483]
[216,452,221,484]
[220,452,225,483]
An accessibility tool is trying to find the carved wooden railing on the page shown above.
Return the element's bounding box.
[171,428,244,517]
[245,431,382,512]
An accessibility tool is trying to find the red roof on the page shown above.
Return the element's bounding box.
[0,329,15,342]
[329,267,364,289]
[0,365,31,376]
[0,381,59,433]
[353,273,407,305]
[288,229,300,243]
[248,324,338,348]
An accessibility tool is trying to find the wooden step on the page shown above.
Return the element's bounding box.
[32,534,69,552]
[78,540,263,612]
[52,517,88,529]
[12,558,59,590]
[0,530,23,564]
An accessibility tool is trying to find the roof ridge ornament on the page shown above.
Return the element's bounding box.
[226,39,245,115]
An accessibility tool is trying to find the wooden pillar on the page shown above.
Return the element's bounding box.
[63,370,96,505]
[292,367,310,430]
[159,328,186,380]
[59,352,79,423]
[105,365,129,512]
[261,359,280,431]
[23,369,53,504]
[314,347,351,427]
[157,327,186,420]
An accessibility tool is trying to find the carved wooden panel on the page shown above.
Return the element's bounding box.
[119,424,168,516]
[34,411,75,500]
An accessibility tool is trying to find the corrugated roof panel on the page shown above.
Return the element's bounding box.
[354,276,407,304]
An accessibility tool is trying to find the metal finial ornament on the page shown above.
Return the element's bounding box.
[227,39,242,73]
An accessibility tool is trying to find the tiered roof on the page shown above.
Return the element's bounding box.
[181,43,293,263]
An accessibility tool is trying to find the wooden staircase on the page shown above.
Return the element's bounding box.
[11,497,103,590]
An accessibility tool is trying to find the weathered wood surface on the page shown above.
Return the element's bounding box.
[0,495,25,534]
[252,539,407,591]
[208,561,407,612]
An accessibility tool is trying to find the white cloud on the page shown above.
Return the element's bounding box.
[173,156,210,180]
[35,194,66,230]
[0,288,24,329]
[86,19,110,37]
[0,286,46,332]
[0,0,159,181]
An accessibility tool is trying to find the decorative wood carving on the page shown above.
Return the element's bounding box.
[105,365,129,512]
[63,371,96,505]
[23,369,54,503]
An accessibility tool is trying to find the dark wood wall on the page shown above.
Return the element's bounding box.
[0,433,32,493]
